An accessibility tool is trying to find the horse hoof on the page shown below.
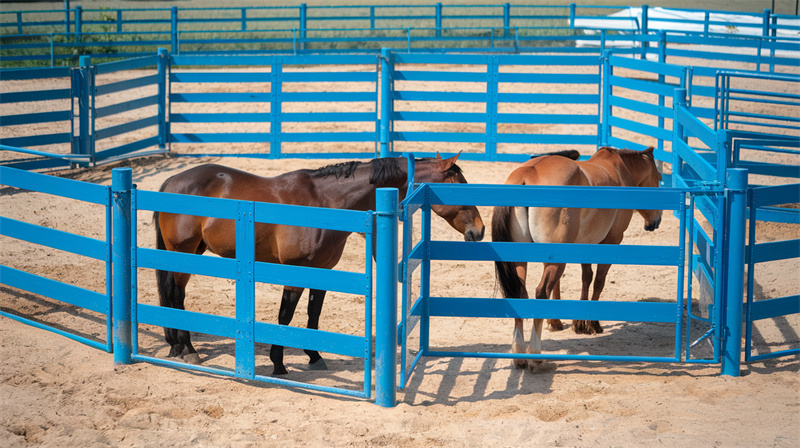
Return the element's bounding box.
[308,359,328,371]
[513,359,528,369]
[272,366,289,376]
[183,353,202,365]
[529,360,556,373]
[547,319,564,332]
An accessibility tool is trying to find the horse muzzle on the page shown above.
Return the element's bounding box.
[644,218,661,232]
[464,226,485,242]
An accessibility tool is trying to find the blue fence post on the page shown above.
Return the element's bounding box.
[435,3,442,38]
[487,55,499,161]
[569,3,576,29]
[171,7,178,55]
[600,50,612,147]
[762,9,771,37]
[379,48,394,158]
[721,168,748,377]
[75,5,82,41]
[640,5,649,60]
[74,55,92,166]
[299,3,307,52]
[270,56,282,159]
[112,167,133,365]
[672,88,687,187]
[375,188,399,408]
[65,1,71,34]
[370,6,376,30]
[241,8,247,31]
[235,200,256,379]
[116,9,122,33]
[503,3,511,37]
[157,48,168,150]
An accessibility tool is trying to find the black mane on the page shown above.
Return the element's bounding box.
[310,157,407,185]
[311,160,362,179]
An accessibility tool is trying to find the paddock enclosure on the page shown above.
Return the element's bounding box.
[1,3,799,417]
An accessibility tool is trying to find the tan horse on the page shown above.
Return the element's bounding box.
[491,147,662,371]
[155,154,484,375]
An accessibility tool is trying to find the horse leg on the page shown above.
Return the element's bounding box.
[303,288,328,370]
[527,263,565,371]
[585,263,612,334]
[547,278,564,332]
[158,270,201,365]
[572,263,597,335]
[510,262,529,369]
[269,286,304,375]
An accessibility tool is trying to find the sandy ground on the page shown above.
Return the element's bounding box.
[1,61,799,447]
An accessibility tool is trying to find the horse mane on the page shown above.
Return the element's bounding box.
[601,146,654,159]
[370,157,406,185]
[310,158,407,185]
[311,160,363,179]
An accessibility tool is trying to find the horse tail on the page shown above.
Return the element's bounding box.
[492,205,525,299]
[530,150,580,160]
[154,210,177,309]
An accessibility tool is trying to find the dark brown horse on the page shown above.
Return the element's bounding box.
[154,154,484,375]
[492,147,662,371]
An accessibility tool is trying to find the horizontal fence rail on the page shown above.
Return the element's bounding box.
[129,179,376,399]
[0,165,113,352]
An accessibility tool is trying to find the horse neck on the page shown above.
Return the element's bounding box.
[312,159,408,210]
[618,152,652,186]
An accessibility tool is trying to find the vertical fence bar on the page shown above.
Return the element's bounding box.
[235,200,256,380]
[435,3,442,38]
[375,188,399,408]
[78,55,91,163]
[672,88,687,186]
[112,167,133,365]
[379,48,393,158]
[370,6,375,30]
[270,56,282,159]
[241,8,247,31]
[116,10,122,33]
[503,3,511,37]
[75,5,82,41]
[157,48,168,150]
[299,3,307,52]
[486,55,499,161]
[569,4,576,29]
[16,12,23,34]
[721,168,748,377]
[762,9,771,37]
[65,2,71,34]
[640,4,649,59]
[171,7,178,55]
[600,50,612,147]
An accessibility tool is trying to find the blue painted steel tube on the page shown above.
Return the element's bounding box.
[379,48,393,158]
[721,168,748,376]
[157,48,168,149]
[112,168,133,365]
[375,188,398,407]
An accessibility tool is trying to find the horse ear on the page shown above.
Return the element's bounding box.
[644,146,655,154]
[440,151,461,171]
[435,152,443,160]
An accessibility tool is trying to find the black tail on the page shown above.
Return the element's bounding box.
[530,150,580,160]
[492,205,525,299]
[154,211,178,309]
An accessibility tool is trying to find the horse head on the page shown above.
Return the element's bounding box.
[414,153,485,241]
[634,147,663,232]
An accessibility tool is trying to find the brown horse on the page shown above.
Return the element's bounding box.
[491,146,662,371]
[154,154,484,375]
